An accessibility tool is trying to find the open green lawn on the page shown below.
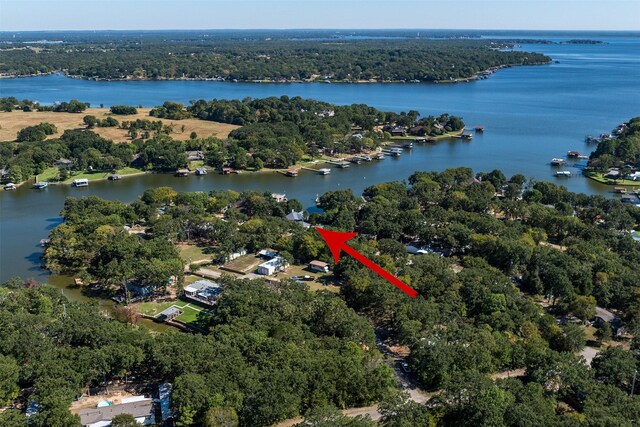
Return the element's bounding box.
[178,244,213,263]
[587,172,640,187]
[137,299,211,325]
[224,254,262,272]
[37,166,145,184]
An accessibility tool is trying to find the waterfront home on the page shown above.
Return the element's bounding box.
[285,210,311,228]
[390,127,406,137]
[309,260,329,273]
[257,256,288,276]
[54,158,74,168]
[184,279,222,306]
[258,249,279,259]
[127,282,154,297]
[605,169,620,179]
[271,193,287,203]
[73,178,89,187]
[78,397,155,427]
[175,168,190,177]
[185,150,205,161]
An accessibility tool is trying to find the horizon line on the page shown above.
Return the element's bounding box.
[1,28,639,33]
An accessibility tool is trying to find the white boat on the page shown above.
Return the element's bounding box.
[73,178,89,187]
[4,183,16,191]
[33,182,48,189]
[555,171,571,177]
[317,168,331,175]
[195,167,208,176]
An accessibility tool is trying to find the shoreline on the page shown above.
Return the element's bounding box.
[0,62,550,84]
[6,132,465,188]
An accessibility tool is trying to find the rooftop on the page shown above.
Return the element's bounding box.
[78,399,153,426]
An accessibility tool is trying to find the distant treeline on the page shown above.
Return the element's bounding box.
[0,37,550,82]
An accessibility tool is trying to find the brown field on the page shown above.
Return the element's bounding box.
[0,108,239,142]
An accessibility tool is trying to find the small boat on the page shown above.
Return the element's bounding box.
[360,155,372,162]
[585,136,599,144]
[317,168,331,175]
[175,169,190,177]
[414,137,427,143]
[550,158,565,166]
[567,151,581,158]
[402,142,414,149]
[4,183,16,191]
[73,178,89,187]
[284,170,298,177]
[614,187,628,194]
[474,126,485,132]
[577,155,589,160]
[195,168,208,176]
[347,157,362,164]
[33,182,48,189]
[375,153,385,160]
[337,162,350,168]
[555,171,572,177]
[108,174,121,181]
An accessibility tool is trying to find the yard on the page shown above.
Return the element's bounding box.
[36,166,144,184]
[178,243,215,264]
[224,254,263,273]
[135,299,212,325]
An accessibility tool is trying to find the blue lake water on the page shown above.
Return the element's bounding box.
[1,32,639,282]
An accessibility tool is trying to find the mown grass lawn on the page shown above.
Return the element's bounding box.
[136,299,211,325]
[36,166,145,184]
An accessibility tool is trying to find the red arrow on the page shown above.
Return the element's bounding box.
[314,227,418,298]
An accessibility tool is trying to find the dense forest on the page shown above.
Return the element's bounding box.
[0,35,550,82]
[2,167,636,425]
[0,96,465,181]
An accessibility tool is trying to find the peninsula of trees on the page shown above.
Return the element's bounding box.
[0,32,551,82]
[0,96,465,183]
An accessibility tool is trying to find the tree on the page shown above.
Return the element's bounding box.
[190,131,198,139]
[568,295,597,322]
[203,407,239,427]
[592,347,637,390]
[551,324,586,353]
[0,354,19,406]
[83,115,98,128]
[110,414,138,427]
[595,322,613,344]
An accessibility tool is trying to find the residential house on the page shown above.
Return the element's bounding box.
[78,397,155,427]
[257,256,288,276]
[159,306,182,321]
[271,193,287,203]
[309,260,329,273]
[185,150,205,161]
[390,127,406,137]
[285,210,311,228]
[183,279,222,306]
[54,158,74,168]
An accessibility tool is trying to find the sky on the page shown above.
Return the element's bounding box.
[1,0,639,32]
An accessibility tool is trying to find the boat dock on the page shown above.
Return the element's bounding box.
[326,160,351,168]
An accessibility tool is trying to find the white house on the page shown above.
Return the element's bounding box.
[78,397,155,427]
[184,279,222,306]
[309,260,329,273]
[257,256,288,275]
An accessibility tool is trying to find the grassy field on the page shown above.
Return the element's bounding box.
[586,172,640,187]
[36,166,144,184]
[224,254,262,272]
[0,108,239,142]
[136,299,210,325]
[177,243,214,263]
